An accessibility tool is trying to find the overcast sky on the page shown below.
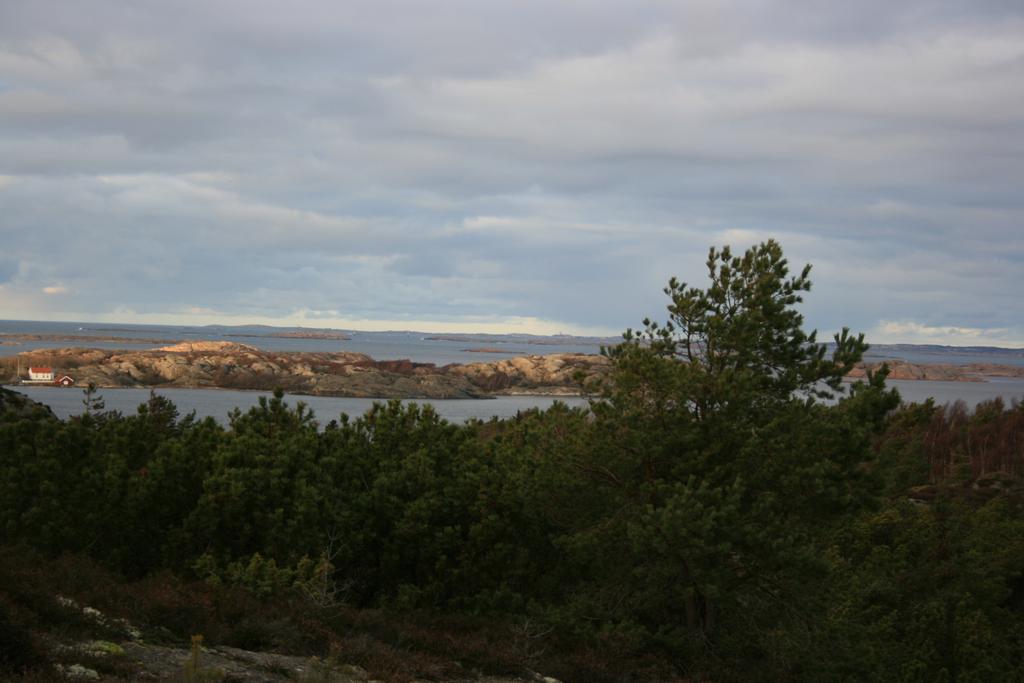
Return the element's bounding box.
[1,1,1022,344]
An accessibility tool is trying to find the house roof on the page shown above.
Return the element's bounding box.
[29,367,53,373]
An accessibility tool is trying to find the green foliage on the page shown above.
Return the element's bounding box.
[178,391,324,565]
[824,496,1024,681]
[81,382,106,415]
[543,241,898,676]
[5,241,1024,681]
[194,553,296,599]
[0,602,44,672]
[608,240,866,412]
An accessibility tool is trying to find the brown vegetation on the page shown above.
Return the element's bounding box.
[875,397,1024,501]
[0,547,678,682]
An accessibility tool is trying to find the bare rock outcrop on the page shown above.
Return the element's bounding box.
[155,341,260,353]
[849,360,1024,382]
[115,641,372,682]
[42,596,562,683]
[113,641,557,682]
[8,344,608,399]
[450,353,611,395]
[11,342,1023,399]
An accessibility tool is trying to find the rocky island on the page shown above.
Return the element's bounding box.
[0,332,184,345]
[2,341,611,399]
[5,343,1023,400]
[847,359,1024,382]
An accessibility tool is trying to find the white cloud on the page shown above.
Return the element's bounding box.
[6,304,616,337]
[0,38,91,83]
[870,320,1024,347]
[0,2,1022,342]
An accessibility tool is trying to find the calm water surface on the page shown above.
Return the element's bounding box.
[0,320,606,364]
[4,320,1023,421]
[7,385,589,423]
[8,379,1023,425]
[878,377,1024,408]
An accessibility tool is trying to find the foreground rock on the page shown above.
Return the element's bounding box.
[117,641,363,682]
[51,638,558,682]
[45,597,563,683]
[6,344,611,400]
[114,642,558,682]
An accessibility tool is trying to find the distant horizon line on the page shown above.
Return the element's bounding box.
[0,316,622,341]
[2,317,1023,352]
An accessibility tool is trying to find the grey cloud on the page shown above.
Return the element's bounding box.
[0,1,1022,341]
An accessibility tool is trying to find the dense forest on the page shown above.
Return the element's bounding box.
[3,242,1024,682]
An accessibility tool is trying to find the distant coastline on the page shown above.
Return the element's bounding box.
[230,330,351,341]
[0,341,611,400]
[3,341,1024,401]
[2,320,1024,400]
[0,333,183,345]
[849,360,1024,383]
[425,333,619,346]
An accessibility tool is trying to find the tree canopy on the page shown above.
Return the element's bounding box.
[5,242,1024,682]
[554,240,898,670]
[606,239,867,416]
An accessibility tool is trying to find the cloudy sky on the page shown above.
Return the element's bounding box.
[1,1,1022,344]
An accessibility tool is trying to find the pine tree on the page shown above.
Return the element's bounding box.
[555,240,894,674]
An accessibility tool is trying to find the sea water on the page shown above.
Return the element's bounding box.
[3,319,1023,422]
[7,385,589,424]
[7,379,1023,425]
[0,320,607,364]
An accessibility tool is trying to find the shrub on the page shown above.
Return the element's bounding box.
[0,602,44,672]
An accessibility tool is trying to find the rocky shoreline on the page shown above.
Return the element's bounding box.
[2,341,611,400]
[847,359,1024,382]
[4,343,1023,400]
